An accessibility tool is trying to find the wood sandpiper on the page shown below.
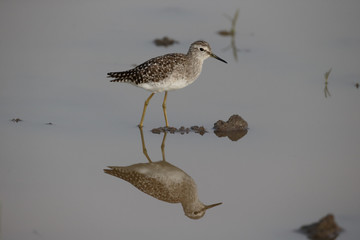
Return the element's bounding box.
[107,40,227,127]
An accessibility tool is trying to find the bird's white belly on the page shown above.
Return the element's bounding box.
[137,78,192,93]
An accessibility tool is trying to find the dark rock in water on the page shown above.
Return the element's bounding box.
[190,126,207,135]
[153,37,179,47]
[178,126,190,134]
[151,125,207,135]
[213,114,248,131]
[298,214,343,240]
[151,128,162,134]
[217,30,234,36]
[166,127,177,134]
[213,115,248,141]
[10,118,23,123]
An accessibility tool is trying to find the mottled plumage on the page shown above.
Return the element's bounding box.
[107,40,227,127]
[108,54,187,86]
[104,161,222,219]
[104,162,193,203]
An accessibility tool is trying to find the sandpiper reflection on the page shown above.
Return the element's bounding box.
[104,127,222,219]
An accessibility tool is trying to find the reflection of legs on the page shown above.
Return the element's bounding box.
[161,132,167,161]
[162,91,169,127]
[139,93,155,128]
[138,126,152,162]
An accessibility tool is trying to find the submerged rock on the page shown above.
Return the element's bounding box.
[153,37,179,47]
[298,214,343,240]
[213,115,248,141]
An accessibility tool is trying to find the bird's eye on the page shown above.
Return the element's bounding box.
[199,48,204,51]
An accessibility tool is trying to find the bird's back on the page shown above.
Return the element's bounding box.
[104,162,193,203]
[107,53,187,86]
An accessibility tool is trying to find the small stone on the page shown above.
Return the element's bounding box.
[213,115,248,141]
[151,125,207,135]
[298,214,343,240]
[190,126,199,131]
[194,126,207,135]
[153,37,179,47]
[166,127,177,134]
[11,118,22,123]
[151,128,162,134]
[217,30,234,36]
[213,114,248,131]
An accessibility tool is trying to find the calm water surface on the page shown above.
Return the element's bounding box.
[1,0,359,240]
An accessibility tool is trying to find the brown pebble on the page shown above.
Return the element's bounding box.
[11,118,22,123]
[150,125,207,135]
[298,214,343,240]
[213,114,248,131]
[213,115,248,141]
[190,126,199,131]
[151,128,162,134]
[153,36,179,47]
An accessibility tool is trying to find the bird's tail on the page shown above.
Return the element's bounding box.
[107,72,125,82]
[104,166,124,178]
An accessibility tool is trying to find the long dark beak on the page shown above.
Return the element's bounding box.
[210,52,227,64]
[204,202,223,210]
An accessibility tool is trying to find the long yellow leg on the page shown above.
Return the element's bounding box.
[139,93,155,128]
[162,91,169,127]
[161,132,167,161]
[138,126,152,162]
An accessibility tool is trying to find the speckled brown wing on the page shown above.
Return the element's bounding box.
[107,53,187,85]
[104,166,181,203]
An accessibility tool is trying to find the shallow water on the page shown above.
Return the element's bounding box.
[1,0,360,240]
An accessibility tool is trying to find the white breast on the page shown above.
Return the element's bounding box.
[137,78,193,93]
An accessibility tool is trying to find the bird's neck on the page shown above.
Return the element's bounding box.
[185,55,203,79]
